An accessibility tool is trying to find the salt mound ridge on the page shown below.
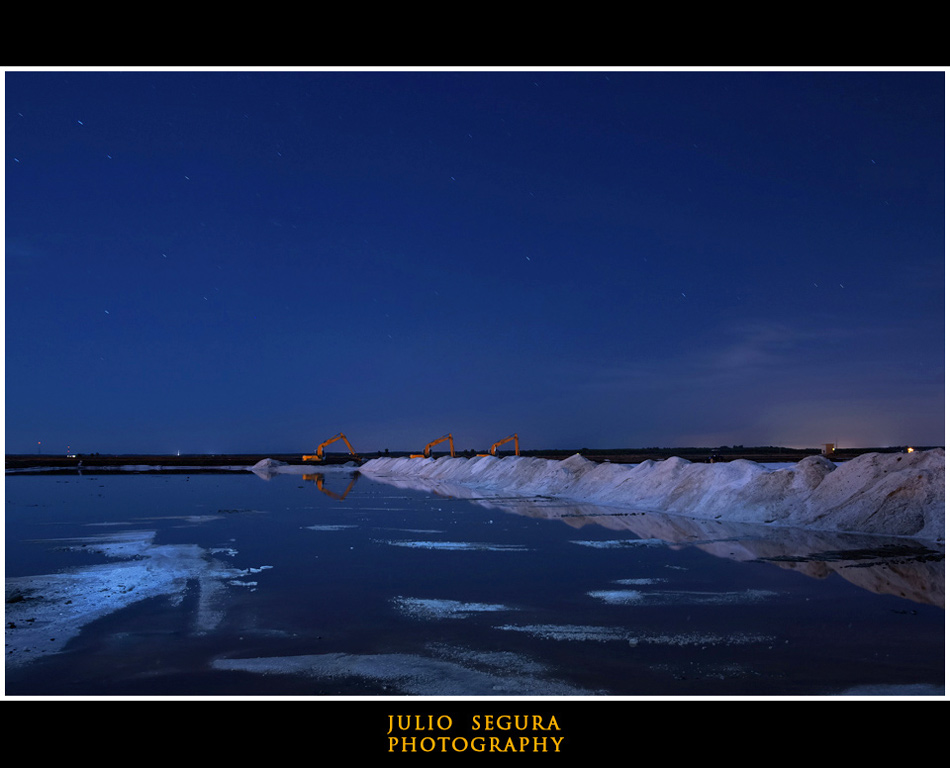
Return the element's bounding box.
[360,449,945,541]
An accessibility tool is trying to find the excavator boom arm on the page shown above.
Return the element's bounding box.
[418,433,455,458]
[304,432,357,461]
[490,434,519,456]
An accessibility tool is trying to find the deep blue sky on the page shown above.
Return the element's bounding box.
[4,69,945,455]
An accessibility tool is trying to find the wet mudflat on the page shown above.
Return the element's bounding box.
[4,470,944,697]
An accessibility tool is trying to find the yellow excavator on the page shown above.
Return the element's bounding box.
[410,433,455,459]
[477,433,520,457]
[303,432,358,463]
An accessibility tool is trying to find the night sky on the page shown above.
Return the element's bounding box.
[4,69,945,456]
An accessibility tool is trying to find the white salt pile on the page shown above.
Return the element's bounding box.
[359,450,944,541]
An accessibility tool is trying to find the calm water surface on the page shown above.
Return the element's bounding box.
[4,470,944,696]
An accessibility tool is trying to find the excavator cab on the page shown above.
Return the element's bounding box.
[410,433,455,459]
[303,432,358,463]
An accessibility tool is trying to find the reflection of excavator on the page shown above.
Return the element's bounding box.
[302,472,359,500]
[477,433,520,457]
[410,433,455,459]
[303,432,358,463]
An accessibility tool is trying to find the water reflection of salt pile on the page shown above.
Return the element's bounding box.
[359,450,944,541]
[362,458,945,608]
[249,458,359,480]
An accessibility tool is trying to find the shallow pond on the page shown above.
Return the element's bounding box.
[4,469,945,696]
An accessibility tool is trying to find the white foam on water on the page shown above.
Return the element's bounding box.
[210,649,597,695]
[570,538,667,548]
[375,539,530,551]
[304,524,358,531]
[495,624,631,642]
[5,530,265,668]
[393,596,515,620]
[494,623,775,647]
[627,632,775,647]
[589,588,778,605]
